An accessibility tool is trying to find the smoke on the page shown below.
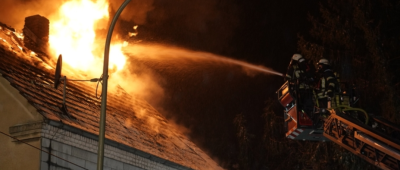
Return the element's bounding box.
[109,0,154,25]
[119,43,278,168]
[108,0,240,54]
[0,0,64,29]
[0,0,154,31]
[108,60,165,108]
[146,0,240,50]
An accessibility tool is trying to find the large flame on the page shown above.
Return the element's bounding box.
[49,0,126,76]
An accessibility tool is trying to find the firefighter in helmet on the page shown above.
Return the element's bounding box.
[285,54,315,118]
[315,58,338,109]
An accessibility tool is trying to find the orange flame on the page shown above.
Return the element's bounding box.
[49,0,126,76]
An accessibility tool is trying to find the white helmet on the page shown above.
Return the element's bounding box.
[318,58,330,65]
[292,54,303,61]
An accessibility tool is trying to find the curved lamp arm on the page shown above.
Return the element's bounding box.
[97,0,131,169]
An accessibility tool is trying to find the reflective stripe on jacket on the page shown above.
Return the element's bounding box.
[317,69,336,99]
[286,64,307,89]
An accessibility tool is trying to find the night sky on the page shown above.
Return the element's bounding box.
[117,0,320,74]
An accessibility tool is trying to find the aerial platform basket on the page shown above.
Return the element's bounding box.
[276,81,329,141]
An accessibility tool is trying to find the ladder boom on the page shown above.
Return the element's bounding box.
[324,111,400,170]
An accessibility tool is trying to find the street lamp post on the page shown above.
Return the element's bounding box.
[97,0,131,170]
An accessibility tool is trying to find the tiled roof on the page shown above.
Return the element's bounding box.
[0,25,222,170]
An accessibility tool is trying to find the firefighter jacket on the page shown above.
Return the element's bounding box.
[316,69,337,99]
[286,59,313,89]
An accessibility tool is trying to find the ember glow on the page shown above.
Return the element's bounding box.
[49,0,126,75]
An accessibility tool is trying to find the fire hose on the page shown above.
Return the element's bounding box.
[334,105,369,125]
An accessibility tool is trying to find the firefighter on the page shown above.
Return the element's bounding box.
[285,54,315,118]
[315,58,338,110]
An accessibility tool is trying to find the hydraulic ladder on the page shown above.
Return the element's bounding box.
[323,111,400,170]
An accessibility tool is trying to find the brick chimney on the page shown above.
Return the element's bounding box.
[23,15,49,54]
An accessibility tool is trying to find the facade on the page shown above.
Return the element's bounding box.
[0,23,222,170]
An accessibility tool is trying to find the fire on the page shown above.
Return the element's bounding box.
[49,0,126,76]
[110,43,127,72]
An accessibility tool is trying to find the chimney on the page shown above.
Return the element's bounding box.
[23,15,49,54]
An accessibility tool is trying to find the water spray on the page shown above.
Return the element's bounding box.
[125,44,284,77]
[219,57,284,76]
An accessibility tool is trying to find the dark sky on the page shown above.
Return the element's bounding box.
[120,0,320,74]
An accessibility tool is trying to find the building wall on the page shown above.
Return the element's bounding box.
[0,75,43,170]
[41,124,183,170]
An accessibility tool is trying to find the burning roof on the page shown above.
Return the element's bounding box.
[0,22,222,169]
